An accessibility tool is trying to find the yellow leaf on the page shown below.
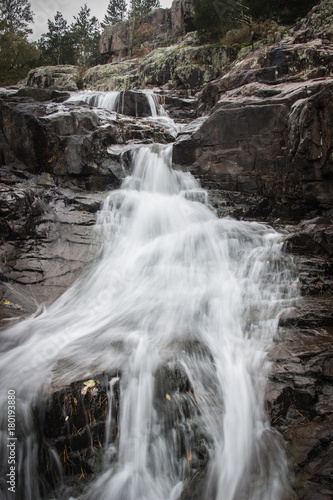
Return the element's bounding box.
[83,380,95,388]
[166,394,171,401]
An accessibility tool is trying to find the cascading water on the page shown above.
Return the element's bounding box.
[66,90,121,112]
[66,90,165,117]
[0,105,298,500]
[66,89,180,137]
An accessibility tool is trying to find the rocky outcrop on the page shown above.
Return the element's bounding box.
[26,66,80,91]
[100,0,194,64]
[293,0,333,43]
[0,165,105,319]
[30,38,234,94]
[0,92,174,186]
[81,59,139,91]
[173,78,333,215]
[137,40,233,90]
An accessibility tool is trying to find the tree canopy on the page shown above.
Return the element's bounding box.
[129,0,161,18]
[102,0,127,26]
[39,12,74,66]
[193,0,320,42]
[0,0,38,85]
[0,0,34,34]
[193,0,246,41]
[71,4,102,66]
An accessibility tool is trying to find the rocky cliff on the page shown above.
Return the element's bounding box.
[99,0,195,63]
[173,0,333,216]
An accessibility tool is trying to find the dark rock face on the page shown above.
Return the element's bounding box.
[0,94,174,190]
[37,375,118,497]
[0,169,104,318]
[173,79,333,214]
[284,217,333,256]
[118,90,153,117]
[264,211,333,499]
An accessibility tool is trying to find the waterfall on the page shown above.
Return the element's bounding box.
[66,90,165,117]
[0,140,298,499]
[66,89,180,136]
[66,90,121,112]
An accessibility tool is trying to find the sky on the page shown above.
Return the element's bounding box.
[29,0,173,41]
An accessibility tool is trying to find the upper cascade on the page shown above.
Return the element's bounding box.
[66,89,166,118]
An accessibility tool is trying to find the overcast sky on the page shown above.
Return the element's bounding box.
[29,0,173,41]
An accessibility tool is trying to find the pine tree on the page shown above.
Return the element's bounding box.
[71,4,101,66]
[129,0,160,18]
[193,0,245,41]
[102,0,127,26]
[40,12,74,65]
[0,0,34,34]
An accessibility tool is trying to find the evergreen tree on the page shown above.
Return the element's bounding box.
[193,0,245,41]
[102,0,127,26]
[244,0,319,24]
[129,0,160,18]
[0,30,39,85]
[0,0,34,34]
[40,12,74,65]
[0,0,37,84]
[71,4,102,66]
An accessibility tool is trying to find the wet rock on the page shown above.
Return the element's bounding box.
[37,375,117,496]
[0,98,174,190]
[284,218,333,257]
[118,90,152,117]
[174,79,333,213]
[0,184,44,240]
[162,93,198,120]
[14,88,70,103]
[0,171,105,319]
[267,325,333,499]
[284,416,333,500]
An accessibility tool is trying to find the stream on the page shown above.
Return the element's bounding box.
[0,92,298,500]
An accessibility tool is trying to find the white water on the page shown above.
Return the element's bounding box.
[66,90,166,118]
[66,90,121,112]
[0,123,298,498]
[66,89,181,137]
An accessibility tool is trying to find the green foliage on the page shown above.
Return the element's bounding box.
[0,30,39,85]
[102,0,127,26]
[70,4,102,67]
[193,0,247,42]
[0,0,34,34]
[244,0,320,24]
[193,0,320,43]
[39,12,75,66]
[129,0,161,18]
[39,5,103,67]
[0,0,38,84]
